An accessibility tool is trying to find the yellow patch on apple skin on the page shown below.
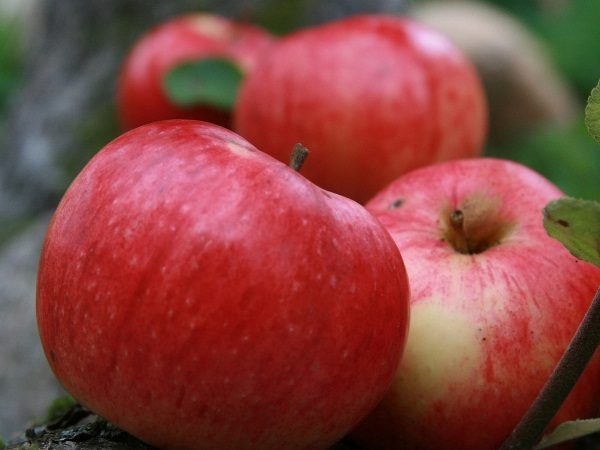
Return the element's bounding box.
[389,301,482,415]
[226,142,254,158]
[189,16,230,41]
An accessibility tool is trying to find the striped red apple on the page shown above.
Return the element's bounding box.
[234,15,487,203]
[36,120,410,450]
[353,158,600,450]
[117,14,274,130]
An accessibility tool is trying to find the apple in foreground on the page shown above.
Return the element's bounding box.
[117,13,274,130]
[352,158,600,450]
[36,120,410,450]
[234,14,487,203]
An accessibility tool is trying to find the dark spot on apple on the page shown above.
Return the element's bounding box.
[389,198,404,209]
[50,350,56,362]
[557,219,570,227]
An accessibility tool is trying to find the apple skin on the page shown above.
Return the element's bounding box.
[351,158,600,450]
[36,120,410,450]
[234,15,487,204]
[116,14,274,130]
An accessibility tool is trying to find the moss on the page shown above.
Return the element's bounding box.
[45,395,77,423]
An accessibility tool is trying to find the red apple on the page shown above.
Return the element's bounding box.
[352,158,600,450]
[116,14,274,130]
[234,14,487,204]
[36,120,410,450]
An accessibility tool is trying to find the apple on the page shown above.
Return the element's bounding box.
[234,14,487,204]
[351,158,600,450]
[116,13,274,130]
[36,120,410,450]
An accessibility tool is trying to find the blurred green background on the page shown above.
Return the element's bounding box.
[484,0,600,202]
[0,20,22,130]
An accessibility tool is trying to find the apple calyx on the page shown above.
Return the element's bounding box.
[289,143,310,172]
[442,192,514,254]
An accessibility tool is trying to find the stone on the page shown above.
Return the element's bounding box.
[0,214,64,438]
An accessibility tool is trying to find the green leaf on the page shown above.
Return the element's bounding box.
[163,57,244,111]
[543,197,600,268]
[585,78,600,144]
[534,418,600,449]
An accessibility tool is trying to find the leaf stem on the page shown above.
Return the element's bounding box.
[499,287,600,450]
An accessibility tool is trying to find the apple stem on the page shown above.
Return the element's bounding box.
[499,286,600,450]
[289,143,309,172]
[449,209,470,254]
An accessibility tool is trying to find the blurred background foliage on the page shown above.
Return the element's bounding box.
[0,20,23,126]
[483,0,600,202]
[492,0,600,98]
[0,16,25,245]
[0,0,599,240]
